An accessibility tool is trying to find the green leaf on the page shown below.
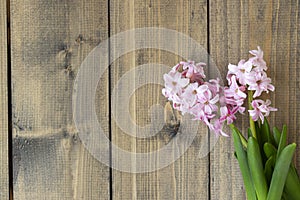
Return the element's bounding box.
[264,155,275,185]
[273,127,281,147]
[232,129,257,200]
[255,122,268,163]
[248,128,253,138]
[261,119,275,145]
[283,164,300,200]
[276,125,287,161]
[282,191,289,200]
[263,143,277,158]
[255,121,260,134]
[234,151,237,159]
[255,122,262,145]
[229,124,247,148]
[248,137,268,199]
[267,143,296,200]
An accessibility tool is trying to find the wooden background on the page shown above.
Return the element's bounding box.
[0,0,299,199]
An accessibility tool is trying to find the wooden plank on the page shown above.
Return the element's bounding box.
[209,0,300,199]
[0,0,9,199]
[110,0,209,199]
[11,0,110,199]
[209,1,250,198]
[269,0,299,168]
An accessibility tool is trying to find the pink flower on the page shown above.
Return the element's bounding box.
[190,104,214,124]
[170,94,184,111]
[197,85,219,114]
[236,106,246,114]
[180,61,205,73]
[258,99,278,116]
[219,106,239,125]
[171,63,182,73]
[207,78,221,96]
[224,76,247,100]
[225,97,245,107]
[180,61,206,84]
[227,60,252,85]
[181,82,199,107]
[163,72,189,95]
[209,120,228,137]
[162,50,277,138]
[249,100,265,122]
[247,71,275,98]
[248,99,277,123]
[180,60,195,68]
[249,46,267,71]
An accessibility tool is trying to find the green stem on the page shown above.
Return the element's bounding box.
[248,90,257,139]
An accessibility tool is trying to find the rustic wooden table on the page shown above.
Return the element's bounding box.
[0,0,299,199]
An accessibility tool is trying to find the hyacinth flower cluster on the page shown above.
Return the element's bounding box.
[162,47,277,137]
[162,47,300,200]
[162,60,227,135]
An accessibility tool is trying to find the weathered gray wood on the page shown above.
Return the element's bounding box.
[269,0,299,168]
[11,0,110,199]
[8,0,300,199]
[110,0,209,199]
[209,1,250,198]
[209,0,300,199]
[0,0,9,199]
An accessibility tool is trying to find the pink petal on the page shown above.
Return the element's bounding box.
[237,89,247,98]
[228,64,238,73]
[243,60,253,72]
[220,106,228,117]
[210,94,219,104]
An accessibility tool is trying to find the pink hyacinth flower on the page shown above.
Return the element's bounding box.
[190,104,214,124]
[219,106,238,125]
[249,99,265,122]
[258,99,278,117]
[163,72,189,95]
[210,120,228,137]
[248,99,277,123]
[249,46,267,71]
[180,61,206,84]
[181,82,199,107]
[247,71,275,98]
[227,60,252,86]
[196,85,219,114]
[225,76,247,100]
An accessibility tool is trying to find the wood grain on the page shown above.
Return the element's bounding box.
[0,0,9,199]
[209,0,300,199]
[269,0,299,168]
[110,0,210,199]
[209,1,250,198]
[11,0,110,199]
[7,0,300,199]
